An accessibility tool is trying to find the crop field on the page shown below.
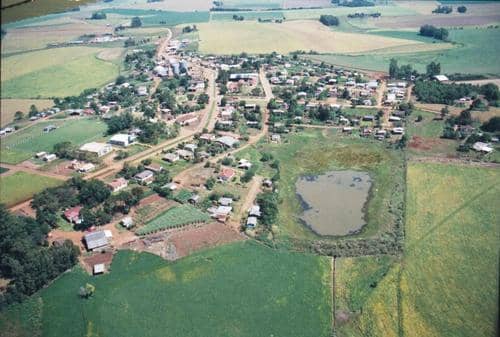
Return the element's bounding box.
[0,118,107,164]
[0,98,54,126]
[334,163,500,337]
[281,5,417,20]
[215,0,283,9]
[211,10,286,21]
[198,20,438,55]
[136,204,211,235]
[1,0,98,23]
[1,46,120,98]
[305,27,500,76]
[0,241,332,337]
[0,171,63,206]
[117,0,212,11]
[101,8,210,26]
[239,129,404,240]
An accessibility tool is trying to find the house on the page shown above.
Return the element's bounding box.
[134,170,154,185]
[35,151,47,159]
[84,231,109,251]
[154,65,168,77]
[218,167,235,182]
[199,133,215,142]
[162,182,178,191]
[109,134,133,147]
[271,134,281,142]
[208,205,232,218]
[392,127,405,135]
[188,194,200,204]
[77,163,95,173]
[64,206,83,224]
[176,113,198,126]
[163,152,180,162]
[121,216,134,229]
[263,179,273,188]
[433,75,449,82]
[389,116,402,122]
[184,143,198,152]
[216,136,238,148]
[246,216,258,228]
[176,149,194,160]
[362,115,375,122]
[248,205,261,217]
[108,177,128,192]
[136,86,148,96]
[218,197,233,206]
[220,108,234,120]
[145,163,164,173]
[472,142,493,153]
[43,153,57,162]
[80,142,112,157]
[238,159,252,170]
[93,263,105,275]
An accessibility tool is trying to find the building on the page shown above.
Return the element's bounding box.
[43,153,57,162]
[136,86,148,96]
[163,152,180,162]
[35,151,47,159]
[176,149,194,160]
[64,206,83,224]
[93,263,105,275]
[108,177,128,192]
[472,142,493,153]
[145,163,164,173]
[246,216,258,228]
[218,197,233,206]
[121,216,134,229]
[77,163,95,173]
[43,125,57,132]
[80,142,112,157]
[248,205,261,217]
[434,75,449,82]
[162,182,178,191]
[216,136,238,148]
[109,134,133,147]
[184,143,198,152]
[84,231,109,251]
[176,113,199,126]
[154,65,168,77]
[238,159,252,170]
[134,170,154,185]
[218,167,235,182]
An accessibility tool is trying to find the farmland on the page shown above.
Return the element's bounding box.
[0,99,54,126]
[197,20,445,55]
[136,205,211,235]
[1,0,98,23]
[334,163,500,337]
[0,171,63,206]
[100,8,210,26]
[0,241,332,337]
[1,46,120,98]
[0,118,107,164]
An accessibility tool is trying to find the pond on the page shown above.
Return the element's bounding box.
[295,170,372,236]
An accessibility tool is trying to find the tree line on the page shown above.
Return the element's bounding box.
[419,24,449,41]
[319,14,339,26]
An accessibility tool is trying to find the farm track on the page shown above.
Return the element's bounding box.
[0,162,67,180]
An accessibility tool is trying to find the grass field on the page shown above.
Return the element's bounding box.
[1,0,98,23]
[238,129,405,240]
[101,8,210,26]
[198,20,440,55]
[0,98,54,126]
[136,204,211,235]
[334,163,500,337]
[0,118,107,164]
[0,171,63,206]
[305,27,500,75]
[1,46,120,98]
[0,241,332,337]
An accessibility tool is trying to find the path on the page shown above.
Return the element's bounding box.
[0,163,67,180]
[234,175,262,223]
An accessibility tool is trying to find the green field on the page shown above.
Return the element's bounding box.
[238,129,405,240]
[305,27,500,76]
[0,171,63,206]
[0,118,107,164]
[136,204,211,235]
[1,47,120,98]
[101,8,210,26]
[0,241,332,337]
[334,163,500,337]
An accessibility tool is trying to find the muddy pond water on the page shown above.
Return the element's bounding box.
[295,170,372,236]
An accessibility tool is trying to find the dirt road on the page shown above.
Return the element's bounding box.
[0,163,67,180]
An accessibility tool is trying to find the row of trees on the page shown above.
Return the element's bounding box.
[0,205,79,307]
[414,80,499,105]
[336,0,374,7]
[419,24,449,41]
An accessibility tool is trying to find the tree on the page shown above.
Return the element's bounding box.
[389,58,398,79]
[481,116,500,132]
[53,141,75,158]
[79,180,111,207]
[440,105,449,119]
[14,111,24,120]
[90,11,106,19]
[256,192,279,226]
[29,104,38,117]
[131,16,142,28]
[457,6,467,13]
[79,283,95,298]
[426,61,441,77]
[319,15,339,27]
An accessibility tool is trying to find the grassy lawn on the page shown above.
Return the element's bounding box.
[0,241,332,337]
[334,163,500,337]
[0,171,63,206]
[239,129,405,240]
[1,47,120,98]
[197,20,435,55]
[136,204,211,235]
[0,118,107,164]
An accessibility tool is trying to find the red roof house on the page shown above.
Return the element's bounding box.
[64,206,83,224]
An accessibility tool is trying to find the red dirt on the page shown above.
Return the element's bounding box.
[81,251,114,274]
[409,136,444,151]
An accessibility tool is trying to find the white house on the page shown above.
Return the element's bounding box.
[80,142,112,157]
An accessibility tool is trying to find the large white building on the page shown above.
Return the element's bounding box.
[80,142,112,157]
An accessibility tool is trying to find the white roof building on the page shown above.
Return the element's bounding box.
[80,142,112,157]
[472,142,493,153]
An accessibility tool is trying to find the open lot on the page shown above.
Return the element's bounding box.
[334,163,500,337]
[1,46,120,98]
[0,118,107,164]
[0,241,332,337]
[0,98,54,126]
[0,171,63,206]
[198,20,443,55]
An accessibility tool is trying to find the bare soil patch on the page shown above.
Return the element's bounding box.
[81,251,114,274]
[409,135,445,151]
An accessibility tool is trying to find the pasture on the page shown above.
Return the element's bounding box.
[0,241,332,337]
[197,20,438,55]
[238,129,405,240]
[1,46,120,98]
[305,27,500,76]
[334,163,500,337]
[1,0,98,23]
[101,8,210,26]
[0,118,107,164]
[0,171,63,206]
[136,204,211,235]
[0,98,54,126]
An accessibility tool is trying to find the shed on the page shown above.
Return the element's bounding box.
[84,231,109,251]
[93,263,105,275]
